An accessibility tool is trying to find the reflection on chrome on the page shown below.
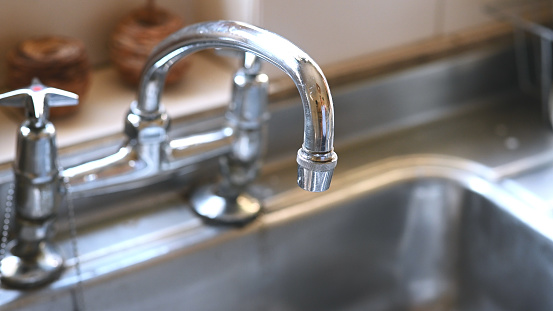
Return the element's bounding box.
[0,21,337,288]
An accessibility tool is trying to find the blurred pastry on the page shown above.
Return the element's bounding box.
[6,36,90,118]
[109,0,189,86]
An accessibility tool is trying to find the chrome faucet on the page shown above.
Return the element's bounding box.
[66,20,337,216]
[134,21,337,189]
[0,79,77,288]
[0,20,337,288]
[127,20,337,222]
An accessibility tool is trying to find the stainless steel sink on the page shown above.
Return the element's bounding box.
[3,45,553,310]
[5,156,552,311]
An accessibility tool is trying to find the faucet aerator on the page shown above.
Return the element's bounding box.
[296,148,338,192]
[297,167,335,192]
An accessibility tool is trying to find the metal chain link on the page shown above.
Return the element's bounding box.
[0,183,14,273]
[1,178,86,311]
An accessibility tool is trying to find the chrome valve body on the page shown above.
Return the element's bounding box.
[0,79,77,288]
[0,21,337,288]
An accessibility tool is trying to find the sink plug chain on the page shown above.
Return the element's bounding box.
[0,183,14,268]
[64,180,86,311]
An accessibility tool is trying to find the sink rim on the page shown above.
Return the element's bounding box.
[2,153,551,310]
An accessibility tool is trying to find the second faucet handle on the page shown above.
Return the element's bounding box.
[0,78,78,126]
[0,79,77,288]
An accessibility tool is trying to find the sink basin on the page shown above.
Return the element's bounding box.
[152,157,551,311]
[3,156,553,311]
[3,46,553,310]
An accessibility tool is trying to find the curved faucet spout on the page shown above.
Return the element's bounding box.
[136,20,337,192]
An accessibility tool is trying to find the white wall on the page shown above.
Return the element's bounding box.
[255,0,494,77]
[0,0,494,84]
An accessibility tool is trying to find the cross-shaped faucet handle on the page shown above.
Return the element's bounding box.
[0,78,78,127]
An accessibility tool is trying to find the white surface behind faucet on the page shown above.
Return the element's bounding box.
[0,54,232,164]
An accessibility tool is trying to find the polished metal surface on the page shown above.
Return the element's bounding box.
[131,20,337,192]
[5,156,552,310]
[191,53,267,223]
[0,78,78,127]
[0,21,338,288]
[0,79,77,288]
[0,241,64,289]
[63,21,336,207]
[190,185,261,224]
[3,45,553,309]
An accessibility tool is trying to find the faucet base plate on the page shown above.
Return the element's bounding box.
[0,241,64,289]
[190,185,261,226]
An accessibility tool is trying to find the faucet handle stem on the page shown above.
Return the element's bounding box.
[0,79,71,288]
[242,52,262,75]
[0,78,78,126]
